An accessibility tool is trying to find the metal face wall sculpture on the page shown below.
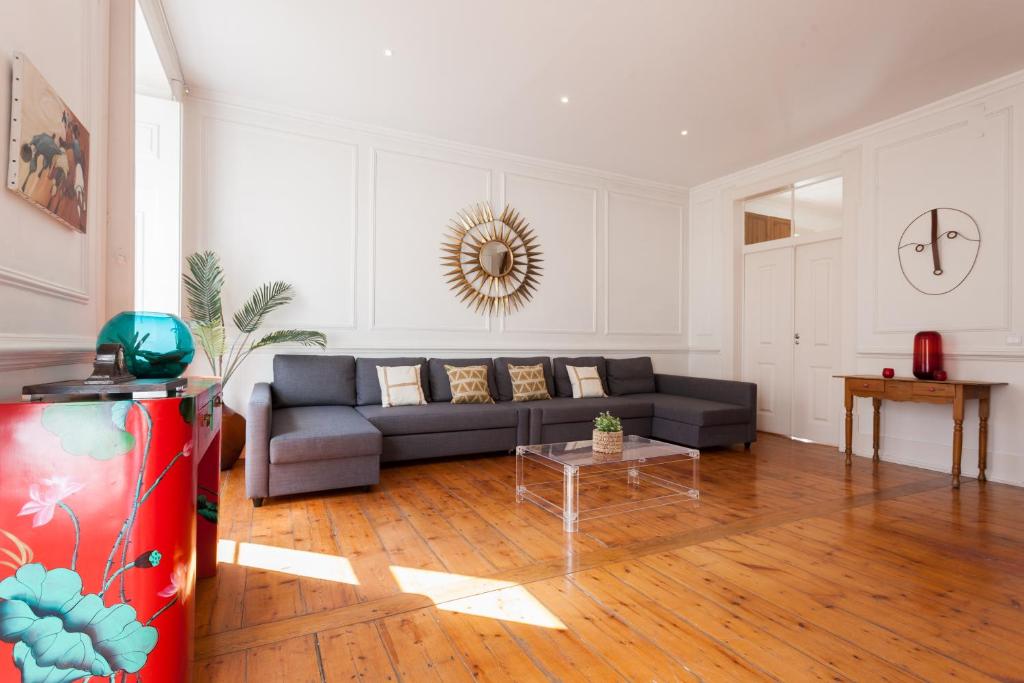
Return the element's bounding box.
[898,208,980,295]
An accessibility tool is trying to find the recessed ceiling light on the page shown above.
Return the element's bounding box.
[680,130,689,136]
[383,48,393,57]
[560,96,569,104]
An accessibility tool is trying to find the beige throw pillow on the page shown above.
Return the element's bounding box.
[445,364,494,404]
[377,365,427,407]
[509,363,551,401]
[567,365,607,398]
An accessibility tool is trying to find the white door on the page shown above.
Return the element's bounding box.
[135,94,182,313]
[742,248,794,436]
[792,239,842,444]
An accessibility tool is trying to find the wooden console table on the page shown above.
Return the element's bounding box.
[836,375,1004,488]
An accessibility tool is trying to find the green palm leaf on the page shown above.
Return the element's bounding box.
[182,251,224,325]
[232,281,294,333]
[189,322,226,360]
[250,330,327,351]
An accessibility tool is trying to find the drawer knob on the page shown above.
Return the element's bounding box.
[929,387,936,392]
[862,383,870,388]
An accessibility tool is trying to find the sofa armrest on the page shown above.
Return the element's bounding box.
[655,374,754,407]
[245,382,273,499]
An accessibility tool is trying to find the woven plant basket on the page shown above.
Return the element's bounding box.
[592,429,623,454]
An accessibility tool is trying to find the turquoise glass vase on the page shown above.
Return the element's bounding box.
[97,311,195,378]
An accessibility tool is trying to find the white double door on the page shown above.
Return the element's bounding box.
[742,239,841,444]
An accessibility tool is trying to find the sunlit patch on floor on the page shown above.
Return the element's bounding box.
[217,538,360,584]
[390,565,565,629]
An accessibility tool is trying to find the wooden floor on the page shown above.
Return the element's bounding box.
[194,434,1024,682]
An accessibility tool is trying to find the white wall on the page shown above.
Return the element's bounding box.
[688,69,1024,486]
[0,1,127,399]
[181,92,689,410]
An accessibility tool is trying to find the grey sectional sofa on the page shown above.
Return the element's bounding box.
[246,354,756,506]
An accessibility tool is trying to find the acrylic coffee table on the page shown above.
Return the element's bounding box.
[515,435,700,532]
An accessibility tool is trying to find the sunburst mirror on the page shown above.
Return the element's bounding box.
[441,203,543,315]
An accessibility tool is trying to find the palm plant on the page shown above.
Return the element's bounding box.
[182,251,327,388]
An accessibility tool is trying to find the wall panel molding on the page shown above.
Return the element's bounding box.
[498,171,599,335]
[0,263,90,303]
[605,190,685,336]
[0,334,94,372]
[368,147,492,333]
[198,114,359,330]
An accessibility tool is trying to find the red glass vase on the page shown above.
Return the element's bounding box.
[912,331,943,380]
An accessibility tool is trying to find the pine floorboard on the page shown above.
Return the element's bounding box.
[193,433,1024,682]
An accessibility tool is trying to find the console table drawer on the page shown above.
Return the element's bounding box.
[851,378,884,394]
[913,382,954,398]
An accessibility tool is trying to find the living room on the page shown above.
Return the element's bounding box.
[1,1,1022,681]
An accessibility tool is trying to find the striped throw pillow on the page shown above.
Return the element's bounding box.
[509,363,551,401]
[445,364,494,404]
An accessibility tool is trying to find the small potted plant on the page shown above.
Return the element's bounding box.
[593,411,623,454]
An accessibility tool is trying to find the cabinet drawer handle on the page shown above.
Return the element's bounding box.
[862,383,870,388]
[928,387,936,392]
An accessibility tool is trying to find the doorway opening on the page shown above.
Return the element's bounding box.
[740,176,843,445]
[134,1,182,313]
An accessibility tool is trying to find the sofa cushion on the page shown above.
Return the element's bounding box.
[272,354,356,407]
[355,402,519,436]
[428,358,498,402]
[552,357,608,398]
[566,365,607,398]
[270,406,381,465]
[631,393,749,427]
[445,364,495,404]
[606,357,656,396]
[508,363,552,401]
[494,356,555,401]
[534,396,652,425]
[377,365,428,407]
[356,357,429,405]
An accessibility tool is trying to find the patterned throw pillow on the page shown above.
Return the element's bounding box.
[567,365,607,398]
[445,364,494,404]
[508,363,551,401]
[376,365,427,407]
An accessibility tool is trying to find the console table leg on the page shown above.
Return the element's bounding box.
[978,394,990,482]
[871,398,881,462]
[952,388,965,489]
[844,387,854,466]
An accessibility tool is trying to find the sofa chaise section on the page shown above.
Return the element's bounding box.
[246,355,383,506]
[645,374,756,449]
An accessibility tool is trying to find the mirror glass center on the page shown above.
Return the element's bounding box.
[479,240,514,277]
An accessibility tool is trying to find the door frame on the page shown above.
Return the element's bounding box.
[728,151,860,446]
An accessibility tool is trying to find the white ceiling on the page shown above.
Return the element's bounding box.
[161,0,1024,187]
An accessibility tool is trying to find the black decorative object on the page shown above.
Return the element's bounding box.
[898,208,980,295]
[84,343,136,385]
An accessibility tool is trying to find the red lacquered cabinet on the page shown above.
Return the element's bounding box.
[0,379,221,683]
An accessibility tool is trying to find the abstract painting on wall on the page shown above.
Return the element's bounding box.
[6,52,90,232]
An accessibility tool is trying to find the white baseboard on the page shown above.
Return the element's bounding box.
[851,431,1022,487]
